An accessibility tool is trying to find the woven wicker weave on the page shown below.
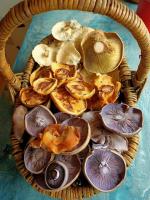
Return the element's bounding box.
[0,0,150,199]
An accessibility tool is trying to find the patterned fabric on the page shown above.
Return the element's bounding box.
[0,3,150,200]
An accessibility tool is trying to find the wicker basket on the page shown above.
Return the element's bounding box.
[0,0,150,200]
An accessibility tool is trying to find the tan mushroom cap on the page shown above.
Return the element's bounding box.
[81,30,124,74]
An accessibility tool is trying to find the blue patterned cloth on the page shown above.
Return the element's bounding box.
[1,2,150,200]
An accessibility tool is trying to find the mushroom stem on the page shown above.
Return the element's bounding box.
[51,169,60,180]
[94,42,105,54]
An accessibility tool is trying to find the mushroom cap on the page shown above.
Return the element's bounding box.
[54,112,72,124]
[100,103,143,137]
[32,77,57,95]
[81,30,124,74]
[84,149,126,192]
[32,44,54,66]
[55,154,81,189]
[50,87,87,116]
[19,87,48,108]
[78,145,91,161]
[65,80,95,100]
[52,20,82,41]
[62,117,91,155]
[25,105,57,137]
[24,144,51,174]
[30,66,52,86]
[81,111,104,143]
[56,41,81,66]
[45,160,69,190]
[13,105,28,141]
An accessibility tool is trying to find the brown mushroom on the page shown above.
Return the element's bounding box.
[84,149,126,192]
[54,112,72,123]
[25,105,57,137]
[62,117,91,155]
[100,103,143,137]
[13,105,28,141]
[45,160,69,190]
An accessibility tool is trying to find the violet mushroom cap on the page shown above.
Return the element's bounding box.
[62,117,91,155]
[84,149,126,192]
[81,111,104,143]
[55,154,81,189]
[45,160,69,191]
[24,144,51,174]
[100,103,143,137]
[25,105,57,137]
[54,112,72,124]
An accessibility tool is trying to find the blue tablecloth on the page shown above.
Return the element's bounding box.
[1,2,150,200]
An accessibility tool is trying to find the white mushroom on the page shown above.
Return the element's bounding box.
[56,41,81,66]
[32,42,61,66]
[52,20,82,41]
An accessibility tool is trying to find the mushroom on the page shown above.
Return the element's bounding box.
[81,30,124,74]
[78,145,91,161]
[100,103,143,137]
[55,155,81,189]
[45,160,69,190]
[84,149,126,192]
[19,87,48,108]
[62,117,91,155]
[25,105,57,137]
[56,41,81,66]
[13,105,28,141]
[65,80,95,100]
[50,87,87,116]
[32,39,62,66]
[30,66,52,86]
[24,144,51,174]
[51,20,82,41]
[54,112,72,124]
[32,77,57,95]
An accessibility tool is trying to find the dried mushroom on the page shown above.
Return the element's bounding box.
[65,80,95,100]
[40,124,80,154]
[24,144,51,174]
[84,149,126,192]
[55,155,81,189]
[33,78,57,95]
[88,75,121,110]
[52,20,82,41]
[45,161,69,190]
[51,63,77,86]
[56,41,81,66]
[19,87,48,108]
[54,112,72,124]
[25,105,56,137]
[100,103,143,137]
[62,117,91,155]
[30,66,52,86]
[81,30,123,74]
[50,87,87,115]
[13,105,28,141]
[78,145,90,161]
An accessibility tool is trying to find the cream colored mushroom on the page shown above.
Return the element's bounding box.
[52,20,82,41]
[56,41,81,66]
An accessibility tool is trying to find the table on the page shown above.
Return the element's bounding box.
[1,2,150,200]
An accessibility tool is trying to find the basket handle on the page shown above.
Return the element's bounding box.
[0,0,150,91]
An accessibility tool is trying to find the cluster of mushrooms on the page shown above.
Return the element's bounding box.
[13,20,143,192]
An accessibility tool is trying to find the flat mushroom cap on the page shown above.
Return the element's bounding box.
[24,144,51,174]
[100,103,143,137]
[55,154,81,189]
[45,160,69,190]
[25,105,57,137]
[62,117,91,155]
[84,149,126,192]
[81,30,124,74]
